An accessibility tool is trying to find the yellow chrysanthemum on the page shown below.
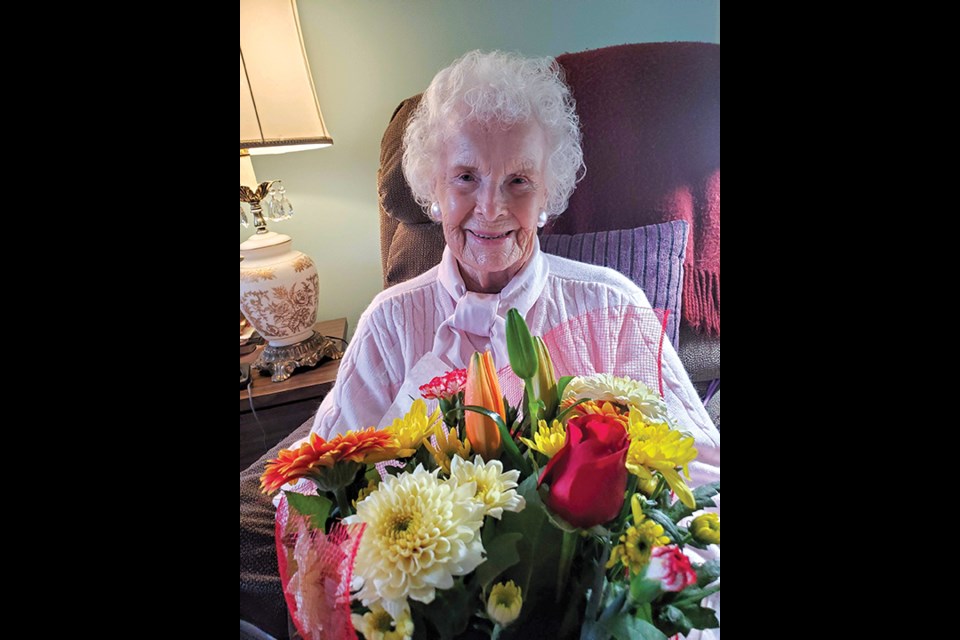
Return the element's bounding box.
[383,399,441,455]
[626,411,699,509]
[351,601,414,640]
[344,465,486,610]
[559,399,630,428]
[607,494,670,575]
[519,419,567,458]
[486,580,523,627]
[448,455,525,519]
[423,421,471,475]
[690,512,720,545]
[562,374,668,424]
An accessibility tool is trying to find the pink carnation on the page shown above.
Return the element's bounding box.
[419,368,467,400]
[646,545,697,592]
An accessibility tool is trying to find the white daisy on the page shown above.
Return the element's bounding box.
[344,465,486,609]
[562,373,668,423]
[448,455,525,520]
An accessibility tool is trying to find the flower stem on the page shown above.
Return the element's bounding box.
[584,544,610,624]
[334,486,353,518]
[491,624,503,640]
[651,474,669,505]
[524,378,539,438]
[556,530,578,603]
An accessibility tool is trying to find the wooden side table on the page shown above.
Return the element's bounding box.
[239,318,348,470]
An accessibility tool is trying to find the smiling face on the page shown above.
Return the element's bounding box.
[434,118,549,293]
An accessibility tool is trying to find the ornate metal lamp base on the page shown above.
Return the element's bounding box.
[252,331,344,383]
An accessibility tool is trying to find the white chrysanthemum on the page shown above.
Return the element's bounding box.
[344,464,486,609]
[448,455,526,520]
[563,373,668,423]
[351,601,414,640]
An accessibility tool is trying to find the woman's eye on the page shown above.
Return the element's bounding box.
[458,174,474,182]
[511,177,528,185]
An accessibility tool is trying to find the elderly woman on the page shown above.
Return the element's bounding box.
[310,50,716,450]
[241,50,719,639]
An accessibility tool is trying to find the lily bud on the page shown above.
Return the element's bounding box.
[464,351,505,460]
[531,336,558,419]
[506,308,538,381]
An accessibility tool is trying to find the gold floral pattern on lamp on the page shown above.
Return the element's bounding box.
[240,267,277,283]
[241,273,319,340]
[293,255,312,272]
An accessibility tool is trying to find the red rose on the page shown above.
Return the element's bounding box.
[538,414,629,528]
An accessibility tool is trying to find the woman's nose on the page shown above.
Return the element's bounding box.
[476,182,506,219]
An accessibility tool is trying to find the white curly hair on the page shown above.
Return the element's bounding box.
[402,50,584,222]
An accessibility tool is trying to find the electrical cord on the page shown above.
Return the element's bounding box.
[246,377,267,452]
[242,333,348,454]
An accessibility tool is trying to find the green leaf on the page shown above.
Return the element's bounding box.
[696,559,720,588]
[673,604,719,630]
[630,574,661,605]
[611,476,639,531]
[410,577,477,640]
[504,400,519,430]
[535,483,581,533]
[462,405,508,431]
[658,604,693,636]
[556,375,575,400]
[635,602,653,623]
[657,602,718,634]
[506,308,538,380]
[664,481,720,522]
[599,614,670,640]
[555,397,591,423]
[284,492,333,532]
[598,585,628,623]
[476,532,523,588]
[668,584,721,609]
[409,604,430,640]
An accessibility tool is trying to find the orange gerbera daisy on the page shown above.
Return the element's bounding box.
[259,428,400,494]
[560,399,629,429]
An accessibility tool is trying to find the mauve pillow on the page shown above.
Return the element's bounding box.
[540,220,688,348]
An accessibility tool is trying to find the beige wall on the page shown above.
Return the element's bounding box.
[241,0,720,338]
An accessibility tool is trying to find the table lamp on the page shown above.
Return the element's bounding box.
[239,0,341,382]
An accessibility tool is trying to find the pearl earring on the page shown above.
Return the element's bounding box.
[430,202,441,219]
[537,211,548,228]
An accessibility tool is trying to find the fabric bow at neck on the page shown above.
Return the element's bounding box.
[432,240,548,371]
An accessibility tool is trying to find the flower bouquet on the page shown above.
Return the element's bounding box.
[261,308,719,640]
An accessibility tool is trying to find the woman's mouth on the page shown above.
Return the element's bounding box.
[467,229,512,241]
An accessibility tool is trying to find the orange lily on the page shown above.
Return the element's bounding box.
[464,351,506,460]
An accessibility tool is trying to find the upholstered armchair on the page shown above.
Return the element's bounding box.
[241,41,719,639]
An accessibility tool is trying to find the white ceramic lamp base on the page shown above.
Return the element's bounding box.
[240,230,341,382]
